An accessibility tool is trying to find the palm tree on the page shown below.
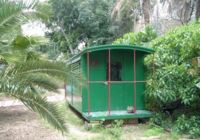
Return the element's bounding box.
[0,0,68,133]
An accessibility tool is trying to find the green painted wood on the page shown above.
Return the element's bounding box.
[68,44,154,62]
[90,51,107,81]
[67,44,154,120]
[82,110,153,121]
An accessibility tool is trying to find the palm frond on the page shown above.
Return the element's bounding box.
[8,60,69,81]
[0,50,27,64]
[19,73,60,92]
[0,73,67,133]
[1,60,69,93]
[13,93,67,133]
[34,2,53,23]
[0,0,37,37]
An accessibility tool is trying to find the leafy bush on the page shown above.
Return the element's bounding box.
[174,115,200,138]
[113,26,157,45]
[145,21,200,105]
[145,21,200,138]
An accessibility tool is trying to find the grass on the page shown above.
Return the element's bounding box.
[89,120,123,140]
[144,125,164,137]
[143,124,180,140]
[61,102,83,125]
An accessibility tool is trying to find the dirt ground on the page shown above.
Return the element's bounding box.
[0,91,97,140]
[0,106,67,140]
[0,92,188,140]
[0,105,145,140]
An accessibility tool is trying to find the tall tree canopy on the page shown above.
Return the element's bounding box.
[47,0,119,54]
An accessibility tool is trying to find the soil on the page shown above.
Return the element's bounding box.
[0,106,67,140]
[0,90,97,140]
[0,105,186,140]
[0,90,187,140]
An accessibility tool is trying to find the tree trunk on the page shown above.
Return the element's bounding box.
[196,0,200,19]
[142,0,150,25]
[180,0,194,23]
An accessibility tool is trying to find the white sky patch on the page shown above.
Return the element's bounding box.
[21,0,49,37]
[21,21,47,36]
[39,0,48,2]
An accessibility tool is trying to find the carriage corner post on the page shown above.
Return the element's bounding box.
[87,52,91,116]
[66,44,154,121]
[108,49,111,116]
[133,50,137,113]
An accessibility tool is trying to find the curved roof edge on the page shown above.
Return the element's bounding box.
[69,44,154,62]
[85,44,154,53]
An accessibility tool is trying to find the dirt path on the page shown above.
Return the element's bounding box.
[0,90,97,140]
[0,89,65,107]
[0,90,185,140]
[0,106,67,140]
[0,106,98,140]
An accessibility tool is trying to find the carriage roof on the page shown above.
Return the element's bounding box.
[68,44,154,64]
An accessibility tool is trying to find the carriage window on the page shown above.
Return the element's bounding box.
[106,62,122,81]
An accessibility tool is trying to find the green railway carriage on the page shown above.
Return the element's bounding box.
[66,44,154,121]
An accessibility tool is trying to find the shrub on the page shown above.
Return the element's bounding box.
[174,115,200,138]
[113,26,157,46]
[145,21,200,105]
[145,21,200,138]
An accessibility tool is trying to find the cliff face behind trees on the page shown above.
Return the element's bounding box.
[150,0,197,34]
[112,0,200,34]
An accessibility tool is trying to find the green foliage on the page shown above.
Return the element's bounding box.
[0,60,69,133]
[150,112,174,130]
[0,0,36,38]
[47,0,116,53]
[47,0,150,54]
[144,124,164,137]
[145,21,200,105]
[90,120,123,140]
[1,35,50,63]
[113,32,136,45]
[105,120,123,139]
[145,21,200,138]
[136,26,157,43]
[174,115,200,138]
[113,26,157,45]
[12,35,36,49]
[36,2,53,23]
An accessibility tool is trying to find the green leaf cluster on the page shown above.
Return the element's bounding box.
[145,21,200,137]
[174,115,200,138]
[145,21,200,105]
[113,26,157,46]
[47,0,116,53]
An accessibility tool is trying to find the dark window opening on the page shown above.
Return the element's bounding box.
[106,62,122,81]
